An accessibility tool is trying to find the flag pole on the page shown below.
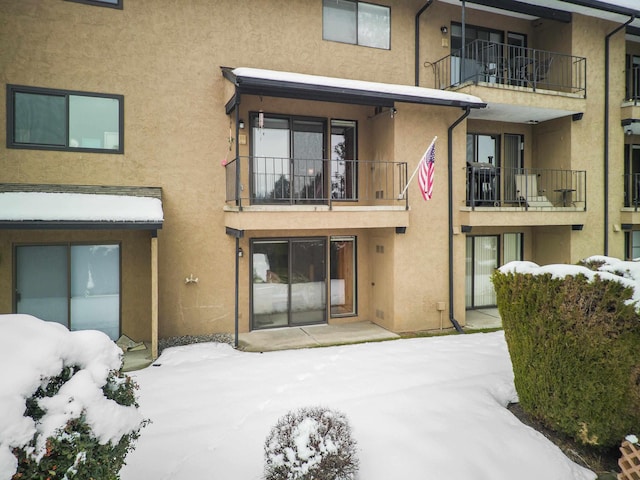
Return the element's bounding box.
[398,136,437,199]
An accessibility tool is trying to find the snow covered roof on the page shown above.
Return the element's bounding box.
[0,184,163,230]
[222,67,486,110]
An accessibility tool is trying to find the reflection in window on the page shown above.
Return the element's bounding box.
[15,244,120,340]
[331,120,357,200]
[330,236,356,316]
[8,85,123,153]
[323,0,390,50]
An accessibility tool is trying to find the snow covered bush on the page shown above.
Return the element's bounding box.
[264,406,359,480]
[493,257,640,448]
[0,314,147,480]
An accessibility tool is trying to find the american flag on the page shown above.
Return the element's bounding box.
[417,141,436,201]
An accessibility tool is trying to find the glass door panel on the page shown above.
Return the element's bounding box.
[504,134,523,203]
[70,245,120,340]
[330,237,356,316]
[291,239,326,326]
[16,245,68,326]
[292,120,325,202]
[251,238,327,329]
[330,120,357,200]
[252,241,289,329]
[465,236,498,308]
[252,116,290,201]
[473,236,498,307]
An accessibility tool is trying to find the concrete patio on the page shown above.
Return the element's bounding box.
[122,310,502,369]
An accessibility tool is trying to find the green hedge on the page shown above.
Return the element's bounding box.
[493,269,640,448]
[12,369,145,480]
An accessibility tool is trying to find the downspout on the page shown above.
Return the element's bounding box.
[415,0,434,86]
[234,96,241,348]
[448,106,471,333]
[604,16,635,255]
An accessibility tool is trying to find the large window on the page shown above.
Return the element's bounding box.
[15,244,121,340]
[322,0,390,50]
[7,85,124,153]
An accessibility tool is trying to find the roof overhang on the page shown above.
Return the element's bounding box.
[0,184,164,230]
[222,67,486,113]
[437,0,640,30]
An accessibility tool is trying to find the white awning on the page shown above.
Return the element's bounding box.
[0,187,163,229]
[223,67,486,110]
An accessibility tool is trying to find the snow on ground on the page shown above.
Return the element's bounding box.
[121,332,595,480]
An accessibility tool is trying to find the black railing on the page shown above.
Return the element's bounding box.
[624,173,640,209]
[625,65,640,103]
[432,39,586,96]
[466,164,586,210]
[225,157,408,209]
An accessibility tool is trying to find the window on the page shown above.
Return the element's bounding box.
[7,85,124,153]
[330,120,357,200]
[330,236,357,316]
[251,238,327,329]
[625,231,640,260]
[465,235,499,308]
[323,0,390,49]
[251,113,326,203]
[15,244,120,340]
[66,0,122,9]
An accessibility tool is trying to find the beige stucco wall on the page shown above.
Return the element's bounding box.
[1,0,637,338]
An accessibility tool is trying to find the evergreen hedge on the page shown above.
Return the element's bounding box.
[493,267,640,448]
[11,368,145,480]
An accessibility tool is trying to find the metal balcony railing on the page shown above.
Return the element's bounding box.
[624,173,640,209]
[625,65,640,103]
[466,164,587,210]
[432,39,586,96]
[225,156,408,209]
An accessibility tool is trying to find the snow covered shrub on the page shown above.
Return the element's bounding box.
[493,259,640,448]
[264,406,359,480]
[0,315,147,480]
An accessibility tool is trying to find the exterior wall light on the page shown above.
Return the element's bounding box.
[440,26,448,34]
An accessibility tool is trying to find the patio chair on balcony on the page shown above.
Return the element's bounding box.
[533,57,553,83]
[515,174,553,207]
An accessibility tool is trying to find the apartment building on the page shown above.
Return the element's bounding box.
[2,0,640,356]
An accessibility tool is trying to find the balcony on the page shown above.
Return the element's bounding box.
[224,157,410,231]
[465,164,586,210]
[432,40,586,97]
[624,173,640,210]
[625,65,640,104]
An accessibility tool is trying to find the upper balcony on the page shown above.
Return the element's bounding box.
[460,164,587,228]
[625,65,640,105]
[432,40,587,98]
[224,156,410,231]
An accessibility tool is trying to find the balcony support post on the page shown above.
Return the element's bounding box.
[234,94,243,211]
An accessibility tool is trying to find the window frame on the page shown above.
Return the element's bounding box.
[66,0,123,9]
[6,84,124,154]
[322,0,391,50]
[330,236,358,318]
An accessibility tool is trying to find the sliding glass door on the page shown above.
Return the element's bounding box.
[15,244,120,340]
[252,238,327,329]
[251,114,326,203]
